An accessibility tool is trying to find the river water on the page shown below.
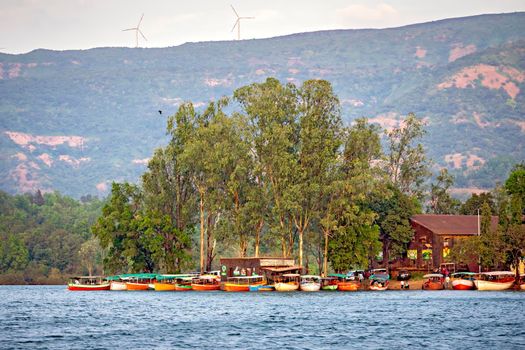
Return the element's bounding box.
[0,286,524,349]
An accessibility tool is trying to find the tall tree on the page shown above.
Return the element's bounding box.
[386,113,430,200]
[428,168,460,214]
[459,192,495,215]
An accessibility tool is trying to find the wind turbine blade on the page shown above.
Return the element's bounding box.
[138,13,144,27]
[122,28,136,31]
[240,17,255,19]
[231,19,239,32]
[139,30,147,41]
[230,5,239,18]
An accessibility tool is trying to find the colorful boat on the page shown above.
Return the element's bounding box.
[67,276,110,291]
[321,277,338,291]
[451,272,476,290]
[329,274,360,291]
[520,274,525,291]
[191,275,221,291]
[274,273,300,292]
[474,271,514,291]
[124,273,158,291]
[110,281,127,291]
[369,274,389,291]
[249,284,275,292]
[300,275,321,292]
[422,274,444,290]
[224,276,265,292]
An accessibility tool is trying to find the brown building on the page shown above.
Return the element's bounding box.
[219,257,302,283]
[390,214,498,273]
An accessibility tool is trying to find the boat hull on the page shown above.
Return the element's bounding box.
[154,282,176,291]
[369,283,388,291]
[452,280,475,290]
[474,280,513,291]
[321,285,338,291]
[126,282,150,291]
[422,282,444,290]
[68,283,110,291]
[337,282,359,291]
[249,285,275,292]
[191,284,221,291]
[224,283,250,292]
[274,282,299,292]
[110,281,127,291]
[175,284,192,291]
[300,283,321,292]
[520,284,525,291]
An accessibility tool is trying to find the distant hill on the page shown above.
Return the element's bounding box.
[1,12,524,197]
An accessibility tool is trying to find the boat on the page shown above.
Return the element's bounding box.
[249,284,275,292]
[125,273,157,291]
[274,274,300,292]
[474,271,515,291]
[451,272,476,290]
[369,273,389,291]
[329,273,360,291]
[422,274,444,290]
[191,275,221,291]
[520,274,525,291]
[110,281,127,291]
[321,277,338,291]
[224,276,265,292]
[300,275,321,292]
[67,276,110,291]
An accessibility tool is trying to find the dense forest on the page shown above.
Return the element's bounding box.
[1,78,523,284]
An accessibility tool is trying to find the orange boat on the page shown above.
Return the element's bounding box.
[422,274,445,290]
[126,282,150,290]
[154,282,176,291]
[191,275,221,291]
[224,276,264,292]
[337,281,360,291]
[125,273,157,290]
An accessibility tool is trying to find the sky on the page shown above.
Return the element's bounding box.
[1,0,525,54]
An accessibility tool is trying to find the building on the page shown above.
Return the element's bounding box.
[219,257,302,283]
[390,214,498,272]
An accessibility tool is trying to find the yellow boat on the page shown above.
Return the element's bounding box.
[153,282,176,291]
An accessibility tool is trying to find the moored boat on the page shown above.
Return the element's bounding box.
[422,274,444,290]
[329,274,360,291]
[125,273,157,291]
[321,277,338,291]
[451,272,476,290]
[520,274,525,291]
[110,281,127,291]
[191,275,221,291]
[300,275,321,292]
[274,274,300,292]
[369,273,389,291]
[67,276,110,291]
[224,276,265,292]
[474,271,514,291]
[249,284,275,292]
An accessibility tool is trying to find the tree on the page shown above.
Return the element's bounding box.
[505,163,525,212]
[386,113,430,200]
[78,237,101,276]
[459,192,495,215]
[428,168,460,214]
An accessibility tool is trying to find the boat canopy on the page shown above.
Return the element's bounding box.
[282,273,300,277]
[370,274,389,281]
[451,272,476,277]
[423,274,444,278]
[480,271,514,276]
[328,273,347,278]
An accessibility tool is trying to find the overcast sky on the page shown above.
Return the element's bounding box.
[1,0,525,54]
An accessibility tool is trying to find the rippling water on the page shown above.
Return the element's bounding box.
[1,286,524,349]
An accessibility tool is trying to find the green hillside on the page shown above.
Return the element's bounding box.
[0,12,524,197]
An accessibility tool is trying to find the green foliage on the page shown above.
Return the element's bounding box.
[459,192,495,215]
[0,190,103,283]
[428,168,461,214]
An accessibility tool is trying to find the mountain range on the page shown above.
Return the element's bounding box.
[1,12,524,198]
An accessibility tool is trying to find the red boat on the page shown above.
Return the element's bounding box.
[67,276,110,291]
[422,274,444,290]
[191,275,221,291]
[451,272,476,290]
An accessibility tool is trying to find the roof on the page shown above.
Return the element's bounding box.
[261,266,302,273]
[424,274,444,278]
[480,271,514,276]
[410,214,498,236]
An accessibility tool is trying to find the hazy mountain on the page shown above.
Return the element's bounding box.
[1,12,524,197]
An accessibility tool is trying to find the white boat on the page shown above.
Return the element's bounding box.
[300,275,321,292]
[110,281,128,291]
[275,273,300,292]
[474,271,514,291]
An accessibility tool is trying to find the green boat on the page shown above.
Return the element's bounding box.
[321,277,339,291]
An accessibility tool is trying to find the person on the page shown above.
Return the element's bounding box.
[445,274,451,289]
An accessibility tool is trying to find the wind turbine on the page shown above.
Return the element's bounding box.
[122,14,147,48]
[230,5,254,40]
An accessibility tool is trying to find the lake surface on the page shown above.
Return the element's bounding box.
[0,286,524,349]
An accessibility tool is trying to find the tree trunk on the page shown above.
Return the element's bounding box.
[254,219,263,258]
[298,228,304,268]
[323,230,329,277]
[199,191,205,274]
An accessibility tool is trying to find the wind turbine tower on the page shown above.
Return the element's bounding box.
[231,5,254,40]
[122,14,147,48]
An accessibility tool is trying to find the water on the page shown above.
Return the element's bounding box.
[0,286,524,349]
